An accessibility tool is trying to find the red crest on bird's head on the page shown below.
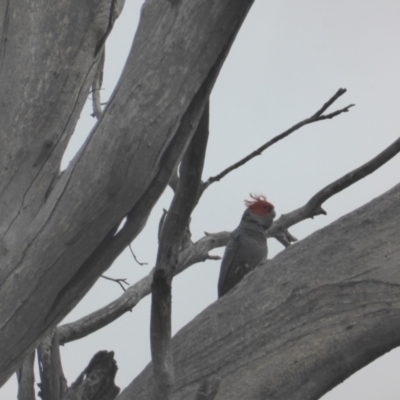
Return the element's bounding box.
[244,194,274,216]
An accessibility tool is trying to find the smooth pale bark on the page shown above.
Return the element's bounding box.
[0,0,113,237]
[0,0,254,386]
[118,183,400,400]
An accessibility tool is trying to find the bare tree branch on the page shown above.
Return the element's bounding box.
[201,88,354,193]
[312,87,349,116]
[128,244,148,266]
[268,135,400,246]
[150,104,210,400]
[174,231,227,275]
[37,330,68,400]
[16,351,36,400]
[59,271,153,345]
[101,275,130,292]
[58,230,230,345]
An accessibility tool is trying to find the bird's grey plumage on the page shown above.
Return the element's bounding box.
[218,203,276,298]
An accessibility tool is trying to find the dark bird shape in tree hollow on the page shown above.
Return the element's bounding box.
[218,194,276,298]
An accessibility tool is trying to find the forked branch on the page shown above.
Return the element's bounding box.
[201,88,354,193]
[101,275,130,292]
[57,230,229,345]
[269,135,400,246]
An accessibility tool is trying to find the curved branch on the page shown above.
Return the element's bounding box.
[201,88,354,193]
[58,231,230,345]
[307,135,400,208]
[101,275,130,292]
[268,135,400,246]
[128,244,148,266]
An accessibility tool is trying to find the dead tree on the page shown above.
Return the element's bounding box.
[1,1,400,399]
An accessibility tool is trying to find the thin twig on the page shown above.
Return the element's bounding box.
[313,87,348,117]
[206,254,221,261]
[101,275,130,292]
[128,244,148,266]
[201,88,354,193]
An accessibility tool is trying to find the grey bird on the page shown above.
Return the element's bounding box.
[218,194,276,298]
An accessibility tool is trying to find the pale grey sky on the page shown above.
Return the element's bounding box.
[3,1,400,398]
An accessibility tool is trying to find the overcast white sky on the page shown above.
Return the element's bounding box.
[3,1,400,398]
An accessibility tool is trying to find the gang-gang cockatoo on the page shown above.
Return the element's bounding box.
[218,194,276,297]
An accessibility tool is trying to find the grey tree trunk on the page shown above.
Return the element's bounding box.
[0,0,253,386]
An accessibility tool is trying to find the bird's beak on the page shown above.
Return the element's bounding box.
[271,209,276,219]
